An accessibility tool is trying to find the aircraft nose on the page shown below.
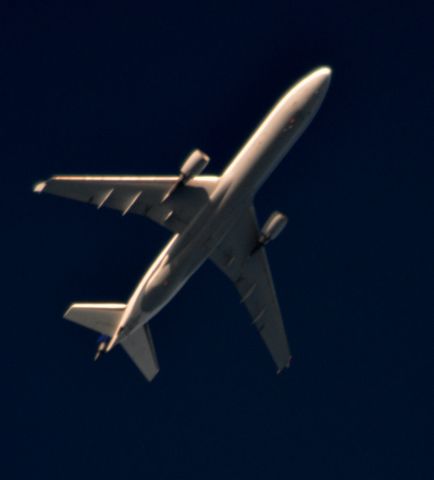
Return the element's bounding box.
[315,66,332,80]
[305,66,332,101]
[292,66,332,118]
[314,66,332,93]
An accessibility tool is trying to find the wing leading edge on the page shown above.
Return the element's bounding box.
[210,206,291,372]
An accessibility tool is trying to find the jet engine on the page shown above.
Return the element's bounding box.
[161,149,210,202]
[257,211,288,246]
[179,149,210,183]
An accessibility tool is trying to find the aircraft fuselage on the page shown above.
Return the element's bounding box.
[110,67,331,349]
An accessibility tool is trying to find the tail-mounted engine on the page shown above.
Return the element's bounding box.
[252,211,287,253]
[162,149,210,202]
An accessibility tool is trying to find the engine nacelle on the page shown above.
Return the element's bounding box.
[161,149,210,203]
[180,149,210,183]
[258,211,288,245]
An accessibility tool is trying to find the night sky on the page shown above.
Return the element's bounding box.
[3,2,433,479]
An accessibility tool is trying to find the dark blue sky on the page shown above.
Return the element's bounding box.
[3,2,432,479]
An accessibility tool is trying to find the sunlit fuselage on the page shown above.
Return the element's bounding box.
[108,67,331,350]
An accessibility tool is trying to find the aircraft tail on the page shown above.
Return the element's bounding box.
[64,303,159,381]
[64,303,126,337]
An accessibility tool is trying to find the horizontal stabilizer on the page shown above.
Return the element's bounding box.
[64,303,126,337]
[120,325,159,381]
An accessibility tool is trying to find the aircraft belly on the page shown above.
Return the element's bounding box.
[115,183,270,356]
[131,197,244,321]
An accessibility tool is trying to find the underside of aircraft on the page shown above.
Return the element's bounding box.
[34,66,331,381]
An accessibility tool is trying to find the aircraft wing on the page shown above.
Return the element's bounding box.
[33,175,219,233]
[209,206,291,372]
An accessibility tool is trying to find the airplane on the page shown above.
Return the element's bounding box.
[33,66,332,381]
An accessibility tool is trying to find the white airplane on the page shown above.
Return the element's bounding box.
[34,66,332,381]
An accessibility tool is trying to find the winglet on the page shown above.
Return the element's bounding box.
[33,181,47,193]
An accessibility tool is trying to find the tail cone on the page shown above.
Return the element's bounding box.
[94,334,111,361]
